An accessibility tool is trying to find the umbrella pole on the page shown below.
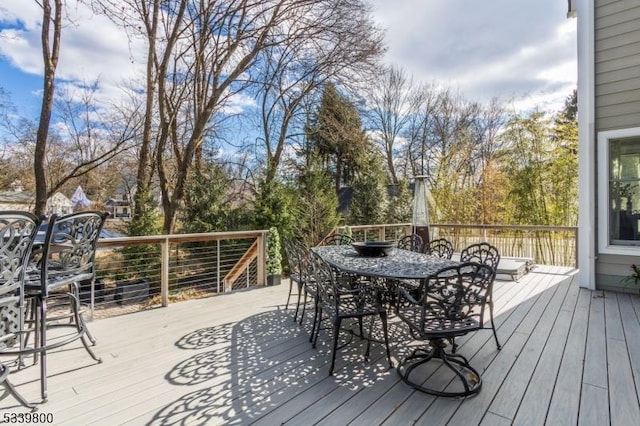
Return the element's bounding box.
[414,225,430,247]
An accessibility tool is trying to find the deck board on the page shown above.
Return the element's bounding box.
[545,287,590,426]
[2,266,639,425]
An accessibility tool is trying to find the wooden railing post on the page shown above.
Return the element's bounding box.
[217,240,221,293]
[574,228,579,269]
[258,232,266,286]
[161,237,169,307]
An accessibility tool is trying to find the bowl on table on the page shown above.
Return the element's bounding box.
[351,241,395,257]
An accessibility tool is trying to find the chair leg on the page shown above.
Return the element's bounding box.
[285,278,294,310]
[364,317,373,360]
[310,295,319,343]
[68,294,101,363]
[397,339,481,397]
[71,282,97,346]
[380,312,392,368]
[38,298,48,403]
[23,297,38,367]
[329,318,342,376]
[312,309,323,348]
[449,337,458,353]
[489,302,501,350]
[1,365,37,411]
[299,288,308,325]
[293,282,303,322]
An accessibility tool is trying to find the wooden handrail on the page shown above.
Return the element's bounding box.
[223,240,259,291]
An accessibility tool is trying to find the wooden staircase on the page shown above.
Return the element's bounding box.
[223,240,261,291]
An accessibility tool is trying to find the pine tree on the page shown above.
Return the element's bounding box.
[307,83,368,194]
[348,149,388,225]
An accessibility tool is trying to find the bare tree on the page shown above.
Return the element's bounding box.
[33,0,63,215]
[402,81,439,177]
[364,65,419,185]
[92,0,382,233]
[251,0,383,186]
[3,82,140,201]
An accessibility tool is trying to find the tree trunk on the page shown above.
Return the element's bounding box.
[34,0,62,216]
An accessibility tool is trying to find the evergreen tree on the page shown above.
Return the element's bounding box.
[295,151,341,246]
[348,149,388,225]
[386,178,414,223]
[252,179,298,239]
[307,83,368,194]
[181,164,232,233]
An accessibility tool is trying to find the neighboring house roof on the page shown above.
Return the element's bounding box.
[0,191,72,215]
[70,186,91,208]
[0,190,33,205]
[106,198,131,207]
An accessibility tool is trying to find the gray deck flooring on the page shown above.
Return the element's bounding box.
[2,265,640,425]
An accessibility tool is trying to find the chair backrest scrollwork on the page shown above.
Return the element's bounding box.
[0,211,40,349]
[320,234,354,246]
[38,211,108,297]
[425,238,455,259]
[399,262,495,338]
[460,242,500,275]
[397,234,424,252]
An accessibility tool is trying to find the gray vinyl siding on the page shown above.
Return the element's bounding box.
[595,0,640,290]
[595,0,640,132]
[596,254,640,293]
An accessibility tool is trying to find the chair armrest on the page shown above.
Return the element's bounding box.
[397,285,420,305]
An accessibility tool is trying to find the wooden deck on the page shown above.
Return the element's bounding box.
[2,265,640,425]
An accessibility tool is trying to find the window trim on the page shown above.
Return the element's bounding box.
[597,127,640,255]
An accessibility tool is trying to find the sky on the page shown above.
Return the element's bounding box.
[0,0,577,120]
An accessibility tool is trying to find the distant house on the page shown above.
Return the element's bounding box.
[0,183,72,216]
[574,0,640,291]
[0,188,33,211]
[46,192,73,216]
[106,194,132,219]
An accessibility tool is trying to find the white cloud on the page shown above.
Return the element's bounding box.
[369,0,577,111]
[0,0,577,116]
[0,1,147,111]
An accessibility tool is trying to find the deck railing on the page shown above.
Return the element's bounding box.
[90,230,267,318]
[87,223,577,319]
[336,223,578,268]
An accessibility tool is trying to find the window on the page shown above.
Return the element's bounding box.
[598,128,640,254]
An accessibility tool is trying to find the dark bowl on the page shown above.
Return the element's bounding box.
[351,241,395,257]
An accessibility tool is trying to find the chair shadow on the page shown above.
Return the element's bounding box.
[147,307,413,425]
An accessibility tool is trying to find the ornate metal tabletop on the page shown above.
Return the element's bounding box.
[311,245,459,280]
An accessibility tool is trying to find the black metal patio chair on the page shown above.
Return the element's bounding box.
[320,234,354,246]
[395,262,495,397]
[425,238,455,259]
[292,242,318,329]
[0,211,41,409]
[24,211,108,401]
[309,252,391,376]
[460,242,501,350]
[283,238,303,319]
[397,234,424,252]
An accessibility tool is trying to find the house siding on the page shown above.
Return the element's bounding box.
[595,1,640,131]
[595,0,640,290]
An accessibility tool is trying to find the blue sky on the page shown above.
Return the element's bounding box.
[0,0,577,119]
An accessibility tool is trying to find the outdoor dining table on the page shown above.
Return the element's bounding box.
[311,244,459,281]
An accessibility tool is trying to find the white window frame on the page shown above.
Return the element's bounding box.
[598,127,640,255]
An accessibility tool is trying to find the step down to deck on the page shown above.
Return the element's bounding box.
[451,254,535,281]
